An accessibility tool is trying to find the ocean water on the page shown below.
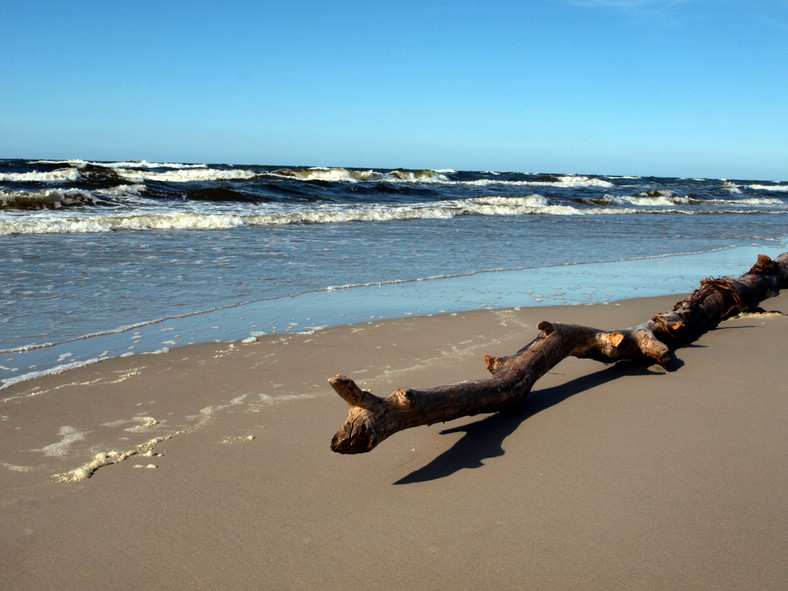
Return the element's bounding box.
[1,158,786,389]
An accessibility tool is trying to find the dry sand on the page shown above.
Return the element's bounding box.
[1,293,786,590]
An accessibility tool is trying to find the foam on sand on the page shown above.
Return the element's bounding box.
[31,425,87,457]
[54,436,171,483]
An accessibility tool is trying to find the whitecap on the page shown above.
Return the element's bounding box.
[461,175,614,189]
[270,167,376,183]
[0,168,81,183]
[115,167,257,183]
[90,160,206,169]
[719,180,742,193]
[749,183,788,192]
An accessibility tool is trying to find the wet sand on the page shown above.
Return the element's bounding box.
[1,293,786,589]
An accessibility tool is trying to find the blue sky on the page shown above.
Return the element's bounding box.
[1,1,786,179]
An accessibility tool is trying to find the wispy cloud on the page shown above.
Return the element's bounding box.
[561,0,698,24]
[566,0,693,7]
[755,0,788,32]
[567,0,788,32]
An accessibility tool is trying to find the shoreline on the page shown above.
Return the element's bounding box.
[3,244,785,390]
[2,290,786,589]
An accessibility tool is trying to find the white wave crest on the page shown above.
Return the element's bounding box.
[720,180,742,193]
[31,159,88,167]
[268,167,451,184]
[385,169,451,183]
[600,193,784,208]
[2,192,783,236]
[116,167,257,183]
[248,205,454,225]
[460,194,582,215]
[31,159,206,170]
[750,183,788,192]
[91,160,206,169]
[0,212,245,234]
[612,192,692,207]
[464,174,614,189]
[0,195,584,234]
[733,197,785,206]
[94,183,147,196]
[247,194,571,224]
[0,168,81,183]
[553,175,615,188]
[270,167,377,183]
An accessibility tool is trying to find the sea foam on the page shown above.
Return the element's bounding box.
[0,168,81,183]
[116,167,257,183]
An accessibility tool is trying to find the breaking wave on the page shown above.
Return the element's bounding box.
[750,183,788,192]
[264,167,455,184]
[1,159,785,235]
[3,192,784,235]
[462,174,614,189]
[588,192,785,208]
[31,159,207,169]
[0,168,82,183]
[116,167,259,183]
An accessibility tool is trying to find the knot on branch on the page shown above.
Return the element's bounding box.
[484,354,505,373]
[749,254,778,276]
[537,320,555,335]
[392,388,416,406]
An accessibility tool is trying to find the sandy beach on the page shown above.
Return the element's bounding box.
[2,292,786,590]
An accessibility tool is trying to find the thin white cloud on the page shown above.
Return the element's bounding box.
[757,0,788,31]
[561,0,698,24]
[566,0,693,8]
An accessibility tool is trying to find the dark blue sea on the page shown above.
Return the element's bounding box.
[1,158,786,388]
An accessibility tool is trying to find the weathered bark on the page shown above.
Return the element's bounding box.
[330,253,788,454]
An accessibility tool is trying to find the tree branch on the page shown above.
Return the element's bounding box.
[330,253,788,454]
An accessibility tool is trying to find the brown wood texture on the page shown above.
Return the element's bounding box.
[329,253,788,454]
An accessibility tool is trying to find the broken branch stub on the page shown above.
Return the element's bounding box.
[329,253,788,454]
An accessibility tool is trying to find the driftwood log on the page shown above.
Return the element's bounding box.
[329,253,788,454]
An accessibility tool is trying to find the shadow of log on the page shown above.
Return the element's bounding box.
[394,363,659,485]
[331,253,787,456]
